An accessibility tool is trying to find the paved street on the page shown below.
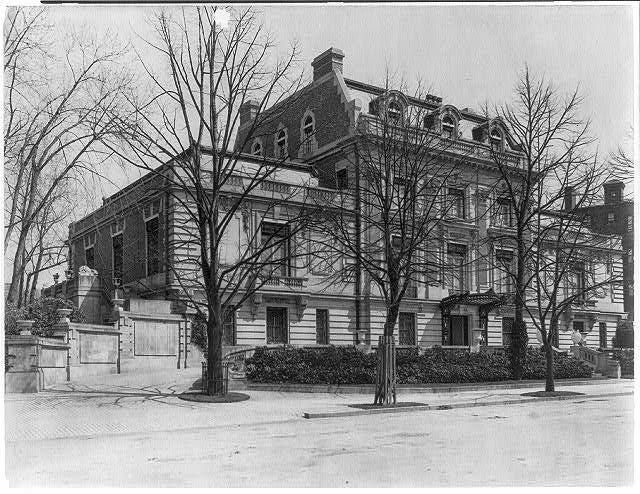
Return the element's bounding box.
[4,370,634,487]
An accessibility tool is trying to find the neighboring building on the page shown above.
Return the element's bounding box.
[573,180,634,346]
[48,48,627,351]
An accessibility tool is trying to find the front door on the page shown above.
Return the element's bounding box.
[449,315,468,346]
[266,307,288,344]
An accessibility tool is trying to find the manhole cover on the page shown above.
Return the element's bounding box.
[348,402,426,410]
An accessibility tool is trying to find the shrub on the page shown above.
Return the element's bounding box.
[245,345,592,384]
[191,312,208,353]
[4,297,84,337]
[519,347,592,380]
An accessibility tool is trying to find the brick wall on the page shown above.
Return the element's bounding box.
[236,74,353,159]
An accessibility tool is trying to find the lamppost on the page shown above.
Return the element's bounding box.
[64,268,73,301]
[53,273,60,298]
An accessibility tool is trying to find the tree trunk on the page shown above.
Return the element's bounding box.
[544,341,555,392]
[374,335,396,406]
[512,231,529,380]
[544,320,558,392]
[6,228,29,305]
[375,305,399,405]
[206,301,225,396]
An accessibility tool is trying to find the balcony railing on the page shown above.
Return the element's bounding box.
[358,114,525,168]
[260,180,291,195]
[262,276,307,289]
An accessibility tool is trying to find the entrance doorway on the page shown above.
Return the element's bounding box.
[266,307,288,344]
[447,315,469,346]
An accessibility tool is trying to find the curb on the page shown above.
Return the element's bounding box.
[302,391,633,419]
[248,377,612,394]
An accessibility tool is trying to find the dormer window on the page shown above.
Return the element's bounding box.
[301,114,315,155]
[276,128,287,158]
[303,115,314,137]
[442,116,455,139]
[251,140,263,156]
[387,101,403,126]
[490,128,503,151]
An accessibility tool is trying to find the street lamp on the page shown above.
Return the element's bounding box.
[53,273,60,298]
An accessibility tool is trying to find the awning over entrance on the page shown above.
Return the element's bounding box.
[439,289,510,315]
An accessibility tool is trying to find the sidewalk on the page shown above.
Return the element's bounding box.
[4,371,633,443]
[300,380,634,418]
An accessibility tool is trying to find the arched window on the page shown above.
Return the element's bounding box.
[303,115,314,137]
[490,128,503,151]
[251,140,263,156]
[276,129,287,158]
[387,100,403,125]
[302,115,315,155]
[442,116,455,139]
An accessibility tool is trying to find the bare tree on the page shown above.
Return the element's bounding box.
[485,67,595,379]
[108,6,320,396]
[314,77,463,405]
[524,157,623,391]
[4,7,133,305]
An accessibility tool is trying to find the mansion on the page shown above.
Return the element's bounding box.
[48,48,627,352]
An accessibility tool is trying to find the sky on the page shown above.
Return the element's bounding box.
[4,2,638,287]
[44,2,635,167]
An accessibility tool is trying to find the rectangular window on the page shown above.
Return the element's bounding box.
[496,198,513,227]
[573,321,585,333]
[266,307,288,344]
[315,309,329,345]
[502,317,514,347]
[446,243,467,293]
[112,233,123,281]
[146,216,160,276]
[569,262,586,300]
[85,247,95,270]
[599,322,607,349]
[627,215,633,232]
[336,168,348,190]
[399,312,416,345]
[261,222,290,277]
[495,249,514,294]
[448,188,465,219]
[222,307,236,346]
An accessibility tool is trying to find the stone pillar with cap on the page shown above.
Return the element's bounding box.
[16,319,35,335]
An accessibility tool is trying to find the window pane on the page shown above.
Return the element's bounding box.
[336,169,348,189]
[85,247,95,270]
[146,217,160,276]
[316,309,329,344]
[112,234,123,280]
[261,222,290,277]
[399,312,415,345]
[222,307,236,346]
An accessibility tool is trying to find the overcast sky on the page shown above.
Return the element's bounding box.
[48,3,635,159]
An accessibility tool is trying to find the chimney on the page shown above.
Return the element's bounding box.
[564,186,574,211]
[603,180,624,205]
[312,47,344,81]
[239,100,260,127]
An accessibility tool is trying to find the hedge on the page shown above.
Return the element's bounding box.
[245,345,593,384]
[4,297,85,338]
